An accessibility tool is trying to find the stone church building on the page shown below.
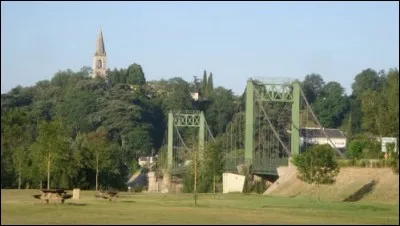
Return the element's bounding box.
[92,29,107,78]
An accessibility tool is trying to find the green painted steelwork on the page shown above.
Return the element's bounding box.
[167,110,206,169]
[241,78,302,175]
[173,110,202,127]
[168,112,173,168]
[198,112,205,157]
[245,79,254,165]
[255,83,294,102]
[291,81,301,155]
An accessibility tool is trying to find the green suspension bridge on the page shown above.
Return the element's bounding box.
[159,78,345,176]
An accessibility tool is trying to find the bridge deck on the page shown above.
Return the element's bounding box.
[171,157,288,176]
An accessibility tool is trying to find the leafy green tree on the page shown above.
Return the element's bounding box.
[126,63,146,85]
[291,144,340,200]
[122,126,153,162]
[380,69,399,137]
[301,73,325,104]
[162,78,193,113]
[312,82,349,128]
[51,70,74,87]
[359,69,398,138]
[346,140,366,160]
[361,139,382,159]
[360,90,383,135]
[52,137,82,189]
[183,140,224,193]
[107,68,120,85]
[1,108,31,189]
[347,97,363,135]
[85,127,111,191]
[352,68,382,98]
[205,87,236,136]
[30,120,68,189]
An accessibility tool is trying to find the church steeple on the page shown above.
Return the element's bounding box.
[95,29,106,56]
[92,28,107,78]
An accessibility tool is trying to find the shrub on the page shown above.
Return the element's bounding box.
[346,140,366,160]
[357,159,368,167]
[388,157,399,174]
[292,144,340,185]
[133,185,144,192]
[362,140,384,159]
[291,144,340,200]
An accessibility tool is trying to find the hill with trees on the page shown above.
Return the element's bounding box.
[1,63,398,190]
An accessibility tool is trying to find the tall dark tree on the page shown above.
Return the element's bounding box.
[312,82,349,128]
[301,74,325,105]
[361,68,399,137]
[126,63,146,85]
[205,87,235,136]
[202,70,208,98]
[207,72,214,96]
[351,68,381,98]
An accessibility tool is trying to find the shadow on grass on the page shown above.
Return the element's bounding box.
[120,200,136,203]
[356,205,390,212]
[65,203,88,206]
[343,180,377,202]
[261,205,304,209]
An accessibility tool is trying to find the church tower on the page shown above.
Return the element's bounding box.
[92,29,107,78]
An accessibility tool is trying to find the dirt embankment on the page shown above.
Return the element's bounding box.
[264,167,399,204]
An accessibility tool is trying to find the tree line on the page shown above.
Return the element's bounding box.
[1,63,398,190]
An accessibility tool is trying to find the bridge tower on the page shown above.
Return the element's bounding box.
[167,110,205,170]
[244,78,301,167]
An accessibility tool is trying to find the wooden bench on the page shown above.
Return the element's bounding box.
[33,189,72,204]
[95,191,119,201]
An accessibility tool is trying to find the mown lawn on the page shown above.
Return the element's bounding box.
[1,189,398,225]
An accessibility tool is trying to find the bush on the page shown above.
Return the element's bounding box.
[133,185,144,192]
[362,140,384,159]
[292,144,340,185]
[357,159,368,167]
[388,157,399,174]
[346,140,366,160]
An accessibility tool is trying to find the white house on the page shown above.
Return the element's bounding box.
[300,127,347,150]
[190,92,199,101]
[138,156,156,167]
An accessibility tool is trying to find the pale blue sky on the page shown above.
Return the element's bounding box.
[1,1,399,95]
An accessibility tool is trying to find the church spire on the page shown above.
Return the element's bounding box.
[95,28,106,56]
[92,28,107,78]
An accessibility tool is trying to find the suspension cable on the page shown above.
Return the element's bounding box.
[299,86,347,159]
[254,90,291,156]
[174,124,190,151]
[204,119,216,142]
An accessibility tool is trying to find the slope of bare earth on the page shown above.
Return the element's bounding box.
[264,167,399,204]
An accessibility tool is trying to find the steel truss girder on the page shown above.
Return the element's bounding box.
[173,111,202,127]
[168,110,205,169]
[254,83,294,103]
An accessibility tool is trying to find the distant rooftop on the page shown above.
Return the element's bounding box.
[300,127,346,139]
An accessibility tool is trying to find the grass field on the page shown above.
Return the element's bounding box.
[1,189,398,225]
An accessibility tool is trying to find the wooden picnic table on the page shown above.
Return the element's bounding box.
[33,189,72,204]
